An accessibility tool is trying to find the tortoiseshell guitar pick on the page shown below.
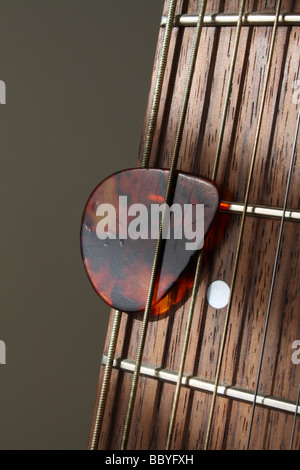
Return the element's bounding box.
[80,168,219,312]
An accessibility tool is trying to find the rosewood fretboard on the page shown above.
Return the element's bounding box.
[88,0,300,450]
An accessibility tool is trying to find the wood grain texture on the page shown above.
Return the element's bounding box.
[88,0,300,450]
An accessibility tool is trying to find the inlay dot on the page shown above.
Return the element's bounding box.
[207,280,230,309]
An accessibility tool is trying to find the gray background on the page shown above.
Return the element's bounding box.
[0,0,162,450]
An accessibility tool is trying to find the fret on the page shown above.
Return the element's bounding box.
[161,13,300,27]
[102,355,300,416]
[219,202,300,221]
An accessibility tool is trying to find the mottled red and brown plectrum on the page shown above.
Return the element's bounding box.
[80,168,219,313]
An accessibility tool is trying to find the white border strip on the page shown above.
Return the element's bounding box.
[103,355,300,415]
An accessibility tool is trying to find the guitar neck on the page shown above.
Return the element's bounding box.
[89,0,300,450]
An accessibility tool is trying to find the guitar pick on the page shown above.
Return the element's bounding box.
[81,168,219,312]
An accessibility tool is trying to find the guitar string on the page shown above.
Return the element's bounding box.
[89,309,121,450]
[246,108,300,449]
[290,380,300,450]
[121,0,208,450]
[141,0,177,168]
[204,0,283,450]
[165,0,247,450]
[88,0,177,450]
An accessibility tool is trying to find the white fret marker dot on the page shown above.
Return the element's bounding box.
[207,280,230,309]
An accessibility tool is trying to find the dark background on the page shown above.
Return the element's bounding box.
[0,0,162,450]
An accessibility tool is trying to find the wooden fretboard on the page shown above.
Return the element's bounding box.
[89,0,300,450]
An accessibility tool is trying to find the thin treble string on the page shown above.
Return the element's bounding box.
[88,1,177,450]
[290,381,300,450]
[121,0,208,450]
[204,0,283,450]
[246,108,300,450]
[165,0,247,450]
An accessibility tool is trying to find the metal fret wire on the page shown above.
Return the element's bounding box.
[104,354,300,415]
[121,0,208,450]
[88,1,177,450]
[204,0,283,450]
[165,0,246,450]
[246,109,300,450]
[161,13,300,27]
[290,381,300,450]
